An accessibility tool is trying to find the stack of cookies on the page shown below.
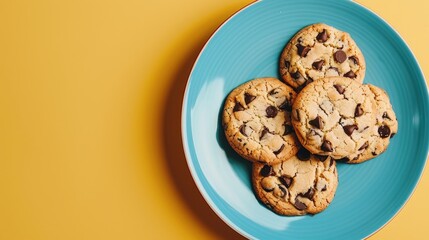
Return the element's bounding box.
[222,23,398,216]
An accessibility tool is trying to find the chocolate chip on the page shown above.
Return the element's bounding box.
[338,157,350,162]
[334,50,347,63]
[316,29,328,42]
[378,125,391,138]
[309,116,323,129]
[329,158,334,167]
[279,176,293,188]
[297,148,311,161]
[344,70,356,78]
[293,197,308,210]
[266,106,278,118]
[260,127,269,140]
[295,84,306,93]
[278,185,287,197]
[284,124,293,135]
[239,124,247,137]
[312,60,324,70]
[334,84,345,94]
[354,104,363,117]
[321,140,333,152]
[382,112,391,120]
[291,71,301,79]
[244,93,256,104]
[233,102,245,112]
[284,60,290,69]
[260,165,273,177]
[296,44,311,57]
[358,141,369,151]
[301,188,315,200]
[390,133,395,139]
[321,185,327,191]
[273,144,285,155]
[372,151,378,156]
[279,100,292,111]
[269,89,278,95]
[343,124,358,136]
[315,155,328,162]
[349,55,359,65]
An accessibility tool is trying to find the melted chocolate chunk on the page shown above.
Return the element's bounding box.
[301,188,315,200]
[344,70,356,78]
[279,100,292,111]
[382,112,391,120]
[269,89,278,95]
[343,124,358,136]
[309,116,323,129]
[312,60,324,70]
[296,44,311,57]
[354,104,363,117]
[315,155,329,162]
[233,102,244,112]
[296,148,311,161]
[283,124,293,136]
[321,140,333,152]
[334,50,347,63]
[291,71,301,79]
[334,84,345,94]
[329,158,335,167]
[260,127,269,140]
[316,29,328,42]
[293,197,308,210]
[266,106,278,118]
[278,185,287,197]
[358,141,369,151]
[284,60,290,69]
[378,125,391,138]
[273,144,285,155]
[349,55,359,65]
[279,176,293,188]
[239,124,247,137]
[260,165,273,177]
[244,93,256,104]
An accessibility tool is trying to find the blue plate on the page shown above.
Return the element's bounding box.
[181,0,429,239]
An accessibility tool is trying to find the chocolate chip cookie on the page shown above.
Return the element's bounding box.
[223,77,299,165]
[292,77,397,163]
[292,77,378,159]
[252,148,338,215]
[344,85,398,163]
[280,23,366,91]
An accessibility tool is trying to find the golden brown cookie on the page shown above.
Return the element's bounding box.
[280,23,366,91]
[223,78,300,165]
[252,148,338,215]
[291,77,397,161]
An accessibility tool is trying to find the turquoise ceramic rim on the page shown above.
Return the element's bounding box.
[181,0,429,239]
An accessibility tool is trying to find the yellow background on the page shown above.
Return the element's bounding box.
[0,0,427,239]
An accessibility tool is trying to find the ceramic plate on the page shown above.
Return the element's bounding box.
[181,0,429,239]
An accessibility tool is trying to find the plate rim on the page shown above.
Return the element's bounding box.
[181,0,429,239]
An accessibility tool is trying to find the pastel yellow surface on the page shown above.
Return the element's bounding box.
[0,0,427,239]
